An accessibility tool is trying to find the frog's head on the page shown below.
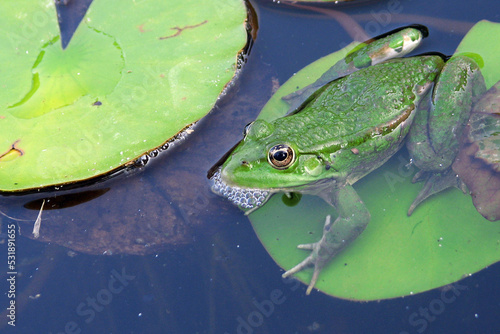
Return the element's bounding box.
[209,119,340,210]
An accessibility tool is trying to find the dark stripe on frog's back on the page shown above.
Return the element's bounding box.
[272,56,444,153]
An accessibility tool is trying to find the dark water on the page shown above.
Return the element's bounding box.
[1,0,500,333]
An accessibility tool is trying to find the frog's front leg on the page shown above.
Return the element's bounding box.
[406,55,486,214]
[282,184,370,295]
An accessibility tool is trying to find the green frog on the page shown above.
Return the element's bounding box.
[209,26,486,294]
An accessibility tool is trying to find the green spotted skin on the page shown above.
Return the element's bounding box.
[346,27,425,68]
[407,55,486,171]
[221,56,444,189]
[283,26,426,113]
[274,57,443,151]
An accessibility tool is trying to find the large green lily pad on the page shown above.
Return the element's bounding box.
[0,0,247,192]
[248,21,500,300]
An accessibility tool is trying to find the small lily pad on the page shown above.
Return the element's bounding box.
[0,0,248,192]
[455,20,500,89]
[248,22,500,300]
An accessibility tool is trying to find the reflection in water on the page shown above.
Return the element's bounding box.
[0,244,59,331]
[23,189,110,210]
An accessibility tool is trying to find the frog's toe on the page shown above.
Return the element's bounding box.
[282,241,319,278]
[282,254,322,295]
[408,169,464,215]
[296,243,315,250]
[282,215,335,294]
[282,257,312,278]
[306,267,322,295]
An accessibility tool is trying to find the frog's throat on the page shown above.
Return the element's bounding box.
[209,168,341,214]
[210,168,274,213]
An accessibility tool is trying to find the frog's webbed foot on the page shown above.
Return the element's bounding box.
[408,169,467,216]
[282,215,334,295]
[283,185,370,295]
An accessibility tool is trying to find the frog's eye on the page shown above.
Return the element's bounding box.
[268,144,295,170]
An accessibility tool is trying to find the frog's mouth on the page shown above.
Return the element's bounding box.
[209,167,274,214]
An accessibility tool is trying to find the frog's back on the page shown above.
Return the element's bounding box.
[272,56,443,152]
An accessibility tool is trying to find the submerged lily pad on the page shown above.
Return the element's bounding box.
[0,0,248,192]
[248,22,500,300]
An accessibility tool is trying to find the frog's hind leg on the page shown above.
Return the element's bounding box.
[406,55,486,215]
[282,26,427,114]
